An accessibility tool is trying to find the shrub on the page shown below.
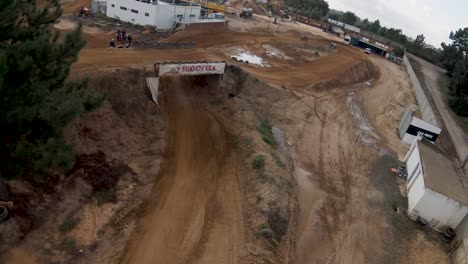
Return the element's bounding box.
[59,216,79,233]
[258,120,277,146]
[252,155,266,169]
[60,237,76,253]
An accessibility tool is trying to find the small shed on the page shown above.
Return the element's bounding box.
[399,109,441,144]
[404,136,468,231]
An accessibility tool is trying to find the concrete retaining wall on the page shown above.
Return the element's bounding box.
[403,53,440,127]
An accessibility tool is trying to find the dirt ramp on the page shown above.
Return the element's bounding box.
[311,60,380,90]
[122,76,245,264]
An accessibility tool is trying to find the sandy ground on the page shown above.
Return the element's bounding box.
[1,4,451,264]
[407,53,468,163]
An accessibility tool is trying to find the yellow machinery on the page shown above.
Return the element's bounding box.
[203,1,225,13]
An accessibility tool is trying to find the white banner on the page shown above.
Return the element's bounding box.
[146,77,160,104]
[158,62,225,76]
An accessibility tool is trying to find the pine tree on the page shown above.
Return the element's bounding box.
[0,0,103,181]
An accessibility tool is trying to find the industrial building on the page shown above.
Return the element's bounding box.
[403,136,468,231]
[106,0,202,30]
[345,36,388,56]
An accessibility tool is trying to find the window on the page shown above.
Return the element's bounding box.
[189,14,195,17]
[120,6,127,10]
[145,12,149,16]
[176,14,183,18]
[111,4,115,7]
[131,9,138,13]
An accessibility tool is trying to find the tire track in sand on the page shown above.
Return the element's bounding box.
[121,76,245,264]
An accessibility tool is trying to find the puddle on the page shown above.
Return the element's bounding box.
[231,51,264,66]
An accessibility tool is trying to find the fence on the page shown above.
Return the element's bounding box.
[403,53,440,127]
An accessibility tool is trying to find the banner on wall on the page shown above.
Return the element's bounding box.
[156,62,226,76]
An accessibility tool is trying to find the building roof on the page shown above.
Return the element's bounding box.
[359,39,388,51]
[331,26,344,35]
[418,138,468,206]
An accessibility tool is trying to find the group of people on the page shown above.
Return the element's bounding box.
[109,29,133,48]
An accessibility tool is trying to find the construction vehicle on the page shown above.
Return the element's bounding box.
[203,1,226,13]
[240,8,253,18]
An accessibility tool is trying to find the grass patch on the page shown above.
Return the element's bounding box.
[60,237,77,253]
[252,155,266,169]
[258,119,277,147]
[94,189,117,205]
[272,153,285,168]
[59,216,79,233]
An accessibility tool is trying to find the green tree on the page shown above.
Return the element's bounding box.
[328,13,340,21]
[449,28,468,55]
[448,60,468,116]
[0,0,103,180]
[412,34,426,49]
[368,19,381,33]
[341,11,357,25]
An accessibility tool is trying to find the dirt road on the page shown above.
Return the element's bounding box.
[407,53,468,162]
[121,77,245,264]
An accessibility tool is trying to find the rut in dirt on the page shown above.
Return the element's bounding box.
[122,76,245,264]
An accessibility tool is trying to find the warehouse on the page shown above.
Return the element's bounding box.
[403,136,468,232]
[106,0,202,30]
[346,36,388,56]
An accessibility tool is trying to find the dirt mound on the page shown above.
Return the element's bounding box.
[311,60,380,90]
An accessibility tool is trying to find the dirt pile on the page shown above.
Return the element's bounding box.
[312,60,380,90]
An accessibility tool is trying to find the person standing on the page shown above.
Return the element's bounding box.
[127,33,133,47]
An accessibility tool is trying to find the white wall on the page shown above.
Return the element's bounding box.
[155,4,200,30]
[107,0,201,30]
[413,189,468,231]
[407,169,424,214]
[107,0,157,26]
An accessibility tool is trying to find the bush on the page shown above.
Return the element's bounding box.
[252,155,266,169]
[60,237,76,253]
[59,216,79,233]
[449,97,468,116]
[94,189,117,205]
[258,120,277,146]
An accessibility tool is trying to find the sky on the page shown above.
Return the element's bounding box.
[326,0,468,47]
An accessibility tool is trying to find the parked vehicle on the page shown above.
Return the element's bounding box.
[364,48,371,54]
[343,36,351,45]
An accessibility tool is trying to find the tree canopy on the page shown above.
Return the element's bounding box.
[441,28,468,116]
[0,0,103,181]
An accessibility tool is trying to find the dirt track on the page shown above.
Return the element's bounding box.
[2,7,450,263]
[122,77,245,264]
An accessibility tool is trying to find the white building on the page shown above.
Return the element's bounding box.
[399,109,442,144]
[106,0,202,30]
[404,136,468,231]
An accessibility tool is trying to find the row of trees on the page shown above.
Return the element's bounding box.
[441,29,468,116]
[286,0,329,20]
[0,0,103,181]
